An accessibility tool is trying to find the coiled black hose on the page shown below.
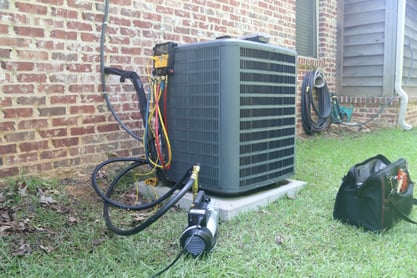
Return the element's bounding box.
[91,160,194,236]
[300,68,331,134]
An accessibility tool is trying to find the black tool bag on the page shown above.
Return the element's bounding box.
[333,154,417,232]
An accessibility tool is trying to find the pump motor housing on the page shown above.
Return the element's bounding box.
[180,192,218,257]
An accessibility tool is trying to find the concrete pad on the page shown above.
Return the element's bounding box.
[138,179,307,221]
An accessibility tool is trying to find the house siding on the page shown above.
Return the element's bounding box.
[337,0,417,129]
[338,0,395,96]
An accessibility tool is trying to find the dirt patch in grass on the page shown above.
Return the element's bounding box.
[0,175,147,260]
[63,178,102,204]
[0,171,167,263]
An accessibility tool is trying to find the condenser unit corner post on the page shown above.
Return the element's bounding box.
[166,39,297,196]
[218,43,241,194]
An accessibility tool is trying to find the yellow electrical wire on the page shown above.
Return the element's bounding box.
[144,58,161,168]
[155,91,172,168]
[145,74,173,170]
[161,75,172,167]
[146,79,161,168]
[143,57,155,163]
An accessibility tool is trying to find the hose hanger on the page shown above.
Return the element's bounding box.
[313,67,326,88]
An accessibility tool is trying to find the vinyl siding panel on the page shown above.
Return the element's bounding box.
[339,0,398,97]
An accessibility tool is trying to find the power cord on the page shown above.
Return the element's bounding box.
[150,217,204,278]
[151,249,186,278]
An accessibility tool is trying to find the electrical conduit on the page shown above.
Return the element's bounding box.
[395,0,413,130]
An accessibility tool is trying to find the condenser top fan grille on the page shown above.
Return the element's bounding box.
[166,39,297,195]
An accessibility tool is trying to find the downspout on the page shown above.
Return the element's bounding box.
[395,0,413,130]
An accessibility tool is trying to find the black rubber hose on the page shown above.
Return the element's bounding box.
[91,157,188,211]
[301,69,331,134]
[99,0,154,152]
[92,158,194,235]
[103,67,148,126]
[101,67,160,166]
[103,168,194,236]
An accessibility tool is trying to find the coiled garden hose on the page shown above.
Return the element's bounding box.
[300,68,332,134]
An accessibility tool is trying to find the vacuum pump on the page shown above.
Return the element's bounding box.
[180,190,218,257]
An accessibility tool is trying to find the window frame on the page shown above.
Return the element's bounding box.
[296,0,318,58]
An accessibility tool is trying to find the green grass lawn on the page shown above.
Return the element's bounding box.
[2,127,417,277]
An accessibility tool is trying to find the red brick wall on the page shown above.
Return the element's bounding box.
[0,0,338,179]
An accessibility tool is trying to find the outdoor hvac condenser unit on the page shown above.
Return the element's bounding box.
[166,39,297,195]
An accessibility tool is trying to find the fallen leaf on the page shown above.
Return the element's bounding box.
[53,205,71,214]
[39,195,57,206]
[96,170,107,179]
[46,189,61,195]
[0,215,34,235]
[67,216,78,226]
[17,218,34,232]
[0,206,14,222]
[275,234,284,245]
[0,225,13,234]
[130,212,148,223]
[91,239,104,246]
[259,209,271,215]
[12,240,32,257]
[17,181,28,197]
[40,245,53,253]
